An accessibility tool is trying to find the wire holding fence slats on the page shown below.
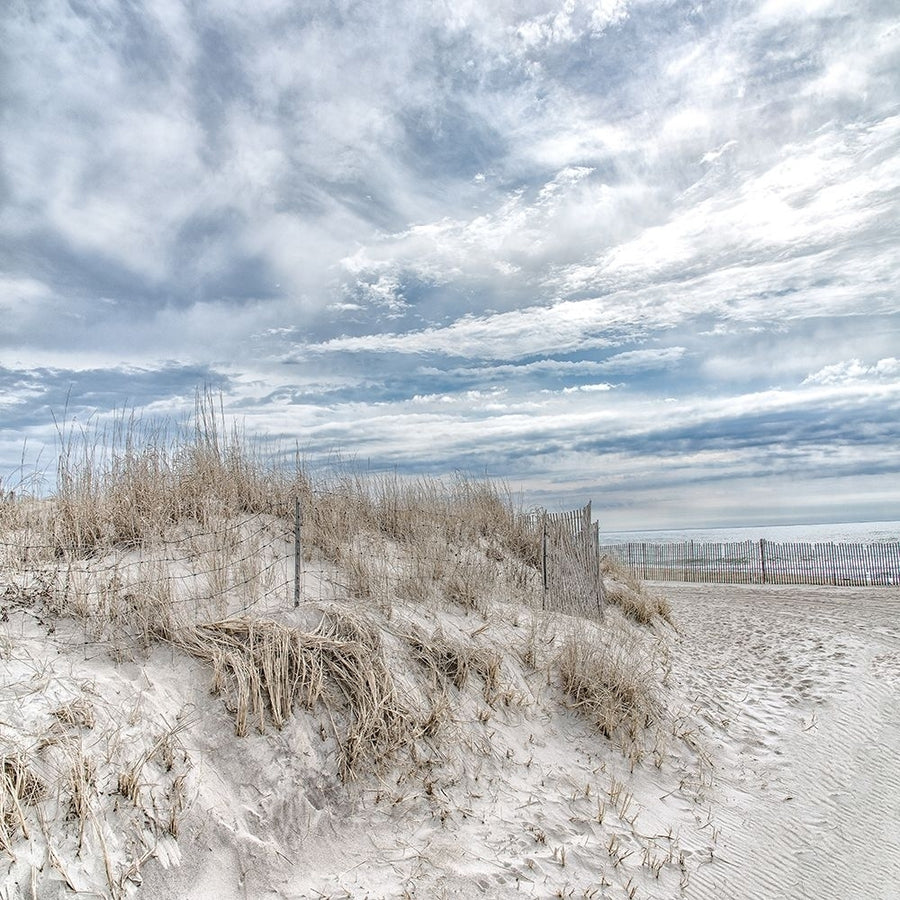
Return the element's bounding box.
[1,513,297,630]
[601,539,900,586]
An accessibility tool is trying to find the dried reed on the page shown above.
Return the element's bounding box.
[0,754,46,857]
[179,611,415,780]
[601,555,672,624]
[557,625,658,745]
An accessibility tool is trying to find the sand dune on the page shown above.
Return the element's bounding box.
[3,568,897,899]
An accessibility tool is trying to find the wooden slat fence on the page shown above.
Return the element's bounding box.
[601,539,900,586]
[525,502,605,618]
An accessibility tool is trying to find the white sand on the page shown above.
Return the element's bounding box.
[3,582,898,899]
[660,583,900,900]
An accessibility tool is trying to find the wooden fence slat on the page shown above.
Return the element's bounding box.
[890,544,900,584]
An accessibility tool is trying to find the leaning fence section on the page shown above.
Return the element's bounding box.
[526,501,605,618]
[601,539,900,586]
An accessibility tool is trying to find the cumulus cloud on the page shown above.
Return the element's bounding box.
[803,358,900,386]
[561,383,614,394]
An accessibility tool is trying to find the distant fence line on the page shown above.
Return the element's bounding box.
[601,539,900,586]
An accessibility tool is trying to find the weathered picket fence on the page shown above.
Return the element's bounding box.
[526,502,605,618]
[601,539,900,586]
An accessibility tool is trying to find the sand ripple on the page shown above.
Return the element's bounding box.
[662,583,900,900]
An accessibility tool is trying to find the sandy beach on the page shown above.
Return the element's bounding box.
[661,582,900,900]
[139,581,900,900]
[6,2,900,896]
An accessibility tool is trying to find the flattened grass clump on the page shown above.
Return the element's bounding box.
[179,612,415,780]
[407,630,503,704]
[51,698,96,731]
[408,631,472,690]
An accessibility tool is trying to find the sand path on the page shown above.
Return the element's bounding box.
[662,583,900,900]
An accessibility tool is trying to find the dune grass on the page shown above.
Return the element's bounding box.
[0,394,675,893]
[557,621,659,743]
[601,554,673,624]
[2,396,670,742]
[0,754,46,857]
[177,612,416,780]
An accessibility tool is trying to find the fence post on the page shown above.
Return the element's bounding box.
[294,496,302,608]
[759,538,767,585]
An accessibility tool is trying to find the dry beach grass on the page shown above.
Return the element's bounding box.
[0,401,683,898]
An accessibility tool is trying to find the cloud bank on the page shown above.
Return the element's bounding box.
[2,0,899,528]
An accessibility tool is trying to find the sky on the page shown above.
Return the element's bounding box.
[1,0,899,530]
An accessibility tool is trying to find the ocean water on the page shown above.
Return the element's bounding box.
[599,520,900,546]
